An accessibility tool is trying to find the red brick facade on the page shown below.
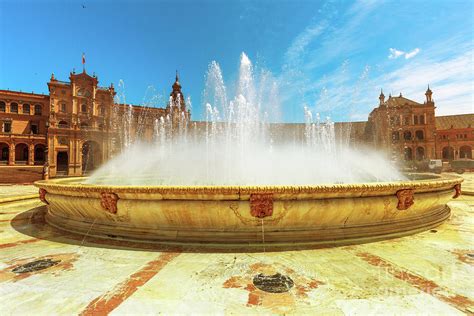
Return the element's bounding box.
[365,87,473,162]
[0,69,472,183]
[0,69,190,182]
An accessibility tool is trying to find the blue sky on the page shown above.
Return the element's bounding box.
[0,0,472,122]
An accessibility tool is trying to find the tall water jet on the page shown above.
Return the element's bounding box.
[87,52,405,186]
[36,52,463,247]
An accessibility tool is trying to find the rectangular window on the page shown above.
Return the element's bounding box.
[31,124,38,134]
[3,121,12,133]
[61,103,67,113]
[34,105,42,115]
[10,103,18,113]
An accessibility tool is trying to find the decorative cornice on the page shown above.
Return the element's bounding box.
[34,174,463,201]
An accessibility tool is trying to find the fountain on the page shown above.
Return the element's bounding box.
[35,53,463,247]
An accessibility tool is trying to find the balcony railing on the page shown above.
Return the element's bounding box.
[0,132,46,138]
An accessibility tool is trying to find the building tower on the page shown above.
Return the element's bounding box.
[169,71,186,112]
[425,85,433,103]
[166,71,191,130]
[379,89,385,105]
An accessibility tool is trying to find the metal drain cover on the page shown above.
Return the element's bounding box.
[12,259,61,274]
[253,273,294,293]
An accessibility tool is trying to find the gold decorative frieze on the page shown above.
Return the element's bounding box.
[33,174,463,201]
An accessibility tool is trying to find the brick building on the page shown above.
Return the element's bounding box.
[365,87,473,162]
[0,69,190,182]
[0,68,472,183]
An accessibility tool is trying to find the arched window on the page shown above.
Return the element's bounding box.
[0,101,5,112]
[404,147,413,161]
[404,116,410,125]
[419,115,425,124]
[459,146,472,159]
[390,116,400,126]
[34,144,45,164]
[61,103,67,113]
[10,102,18,113]
[442,147,454,160]
[414,116,418,125]
[23,104,30,114]
[0,143,9,163]
[100,106,105,116]
[416,147,425,161]
[15,143,29,164]
[403,131,412,140]
[415,130,424,140]
[34,104,42,115]
[81,103,87,113]
[58,121,69,128]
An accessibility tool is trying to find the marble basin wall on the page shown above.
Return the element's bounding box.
[35,175,463,246]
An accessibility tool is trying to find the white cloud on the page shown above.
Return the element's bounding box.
[388,47,420,59]
[374,50,474,115]
[277,1,472,121]
[284,23,327,67]
[389,48,405,59]
[405,48,420,59]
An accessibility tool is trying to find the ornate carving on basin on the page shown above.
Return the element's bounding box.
[396,189,414,210]
[39,188,49,205]
[453,184,461,199]
[100,192,119,214]
[250,193,273,218]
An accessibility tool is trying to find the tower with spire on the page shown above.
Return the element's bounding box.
[166,71,191,128]
[169,71,186,112]
[425,85,433,103]
[379,89,385,105]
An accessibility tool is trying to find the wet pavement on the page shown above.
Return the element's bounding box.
[0,184,37,201]
[0,176,472,315]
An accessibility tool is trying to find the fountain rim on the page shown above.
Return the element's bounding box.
[34,173,462,197]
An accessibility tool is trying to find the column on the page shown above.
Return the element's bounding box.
[28,143,34,165]
[9,143,15,165]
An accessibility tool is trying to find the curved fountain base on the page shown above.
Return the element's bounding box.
[43,205,451,247]
[35,174,462,247]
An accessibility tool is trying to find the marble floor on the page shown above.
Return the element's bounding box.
[0,178,472,315]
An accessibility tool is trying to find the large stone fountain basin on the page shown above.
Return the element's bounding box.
[35,174,462,246]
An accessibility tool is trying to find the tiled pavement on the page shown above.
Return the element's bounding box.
[0,176,472,315]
